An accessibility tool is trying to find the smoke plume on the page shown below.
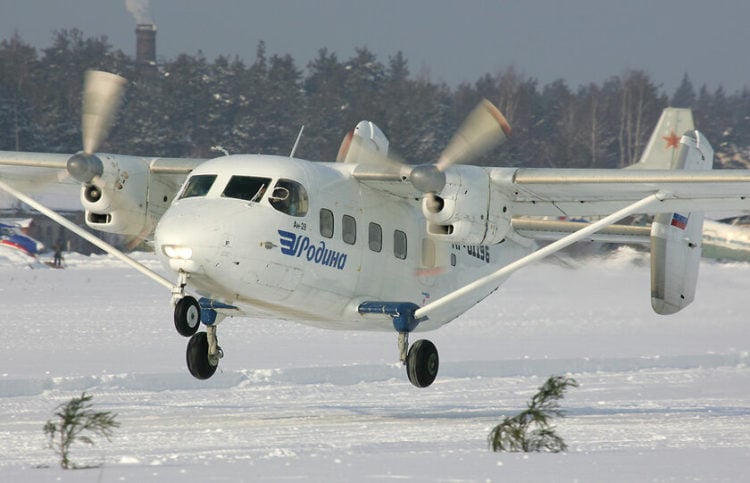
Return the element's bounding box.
[125,0,153,24]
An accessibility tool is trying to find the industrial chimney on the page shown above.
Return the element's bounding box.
[135,23,157,76]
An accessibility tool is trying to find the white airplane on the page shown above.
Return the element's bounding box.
[3,71,750,388]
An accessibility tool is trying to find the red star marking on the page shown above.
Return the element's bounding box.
[663,131,680,149]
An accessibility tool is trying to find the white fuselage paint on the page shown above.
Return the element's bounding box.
[155,155,532,332]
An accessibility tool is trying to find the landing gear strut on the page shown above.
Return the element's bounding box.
[358,302,440,388]
[172,271,227,380]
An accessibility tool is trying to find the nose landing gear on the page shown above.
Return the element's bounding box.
[172,274,235,380]
[177,301,225,380]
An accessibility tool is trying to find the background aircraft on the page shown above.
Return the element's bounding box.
[0,218,45,266]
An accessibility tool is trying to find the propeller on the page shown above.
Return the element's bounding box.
[67,70,127,184]
[409,99,511,210]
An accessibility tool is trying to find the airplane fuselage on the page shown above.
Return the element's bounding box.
[154,155,532,331]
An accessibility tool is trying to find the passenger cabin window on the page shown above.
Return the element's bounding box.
[320,209,334,238]
[179,174,217,199]
[221,176,271,202]
[342,215,356,245]
[368,222,382,252]
[269,179,309,217]
[394,230,407,260]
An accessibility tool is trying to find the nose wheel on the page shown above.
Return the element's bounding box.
[186,326,223,380]
[174,295,200,336]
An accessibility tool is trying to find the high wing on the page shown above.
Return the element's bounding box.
[0,71,207,241]
[355,126,750,321]
[0,151,205,239]
[497,163,750,217]
[0,151,203,183]
[356,131,750,231]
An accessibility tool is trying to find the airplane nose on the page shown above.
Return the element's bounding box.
[155,204,224,274]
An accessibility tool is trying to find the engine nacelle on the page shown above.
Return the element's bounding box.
[80,154,154,237]
[422,165,511,245]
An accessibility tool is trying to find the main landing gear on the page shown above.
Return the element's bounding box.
[358,301,440,388]
[399,331,440,388]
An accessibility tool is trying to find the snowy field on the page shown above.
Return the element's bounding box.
[1,248,749,481]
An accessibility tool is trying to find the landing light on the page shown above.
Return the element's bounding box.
[162,245,193,260]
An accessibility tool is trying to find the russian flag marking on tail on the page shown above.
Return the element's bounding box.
[671,213,689,230]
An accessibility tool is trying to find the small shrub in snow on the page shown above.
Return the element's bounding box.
[488,375,578,453]
[43,392,119,469]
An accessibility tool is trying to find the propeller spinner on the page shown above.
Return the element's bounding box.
[409,99,511,211]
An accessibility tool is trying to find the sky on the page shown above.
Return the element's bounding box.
[1,0,750,95]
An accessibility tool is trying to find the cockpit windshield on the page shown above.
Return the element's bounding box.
[221,176,271,202]
[179,174,217,199]
[269,179,309,217]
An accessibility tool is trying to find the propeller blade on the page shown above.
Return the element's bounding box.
[436,99,511,171]
[81,70,126,155]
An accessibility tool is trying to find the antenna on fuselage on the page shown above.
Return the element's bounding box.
[211,145,229,156]
[290,125,304,158]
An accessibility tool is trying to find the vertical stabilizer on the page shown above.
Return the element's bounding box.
[630,108,695,170]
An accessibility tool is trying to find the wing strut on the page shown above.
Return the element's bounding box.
[414,192,667,320]
[0,178,175,291]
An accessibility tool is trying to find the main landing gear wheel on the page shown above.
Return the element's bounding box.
[186,332,218,380]
[406,339,439,388]
[174,296,200,337]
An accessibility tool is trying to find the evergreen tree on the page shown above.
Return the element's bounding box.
[160,52,213,157]
[0,34,41,151]
[671,73,696,108]
[488,376,578,453]
[35,29,128,153]
[0,30,748,169]
[303,48,349,160]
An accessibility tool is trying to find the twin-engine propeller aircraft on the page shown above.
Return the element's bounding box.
[3,71,750,388]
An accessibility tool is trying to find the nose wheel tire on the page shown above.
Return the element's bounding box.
[406,339,439,388]
[186,332,218,380]
[174,296,200,337]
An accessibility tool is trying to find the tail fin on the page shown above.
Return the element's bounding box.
[629,108,695,170]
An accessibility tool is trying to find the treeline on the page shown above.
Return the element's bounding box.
[1,29,749,169]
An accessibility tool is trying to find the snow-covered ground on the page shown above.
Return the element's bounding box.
[1,248,749,481]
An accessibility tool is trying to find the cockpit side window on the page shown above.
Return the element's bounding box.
[269,179,309,217]
[179,174,217,199]
[221,176,271,202]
